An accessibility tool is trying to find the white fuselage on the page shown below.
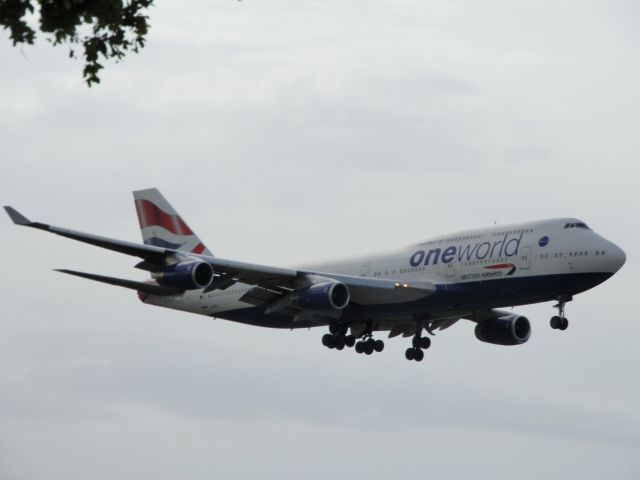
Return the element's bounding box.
[144,218,625,327]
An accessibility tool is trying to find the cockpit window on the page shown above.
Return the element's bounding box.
[564,222,590,230]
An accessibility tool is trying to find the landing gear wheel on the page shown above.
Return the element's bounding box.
[364,339,374,355]
[414,348,424,362]
[550,316,568,330]
[334,336,345,350]
[345,335,356,348]
[355,341,364,354]
[405,348,415,361]
[322,333,335,348]
[374,339,384,352]
[552,296,572,331]
[412,335,431,350]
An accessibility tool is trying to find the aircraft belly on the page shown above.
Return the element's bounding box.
[200,271,613,330]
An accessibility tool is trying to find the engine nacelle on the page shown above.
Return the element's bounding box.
[475,314,531,346]
[155,261,214,290]
[296,282,350,311]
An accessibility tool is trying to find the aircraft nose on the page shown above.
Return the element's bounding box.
[608,242,626,273]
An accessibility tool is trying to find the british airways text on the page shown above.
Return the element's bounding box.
[409,232,524,267]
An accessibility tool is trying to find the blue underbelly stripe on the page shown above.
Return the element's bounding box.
[209,272,613,329]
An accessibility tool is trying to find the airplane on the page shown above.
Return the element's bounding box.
[4,188,626,362]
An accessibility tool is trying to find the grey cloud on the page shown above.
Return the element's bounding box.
[2,310,638,449]
[1,0,640,478]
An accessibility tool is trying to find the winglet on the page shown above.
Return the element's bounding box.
[3,206,33,226]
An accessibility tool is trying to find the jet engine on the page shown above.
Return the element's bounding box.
[296,282,350,311]
[154,261,214,290]
[475,314,531,346]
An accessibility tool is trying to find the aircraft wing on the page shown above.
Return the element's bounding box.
[379,308,516,338]
[4,206,436,305]
[4,206,169,263]
[305,273,435,304]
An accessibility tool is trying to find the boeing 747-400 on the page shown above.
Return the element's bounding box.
[4,189,626,361]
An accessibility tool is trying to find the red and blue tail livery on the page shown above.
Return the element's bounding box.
[133,188,211,256]
[3,189,626,362]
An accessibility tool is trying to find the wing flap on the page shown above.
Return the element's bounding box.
[203,259,298,286]
[464,309,513,323]
[315,273,436,304]
[239,286,282,306]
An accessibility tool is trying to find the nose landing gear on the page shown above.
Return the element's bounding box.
[550,296,571,331]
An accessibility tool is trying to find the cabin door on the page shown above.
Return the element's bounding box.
[446,262,456,278]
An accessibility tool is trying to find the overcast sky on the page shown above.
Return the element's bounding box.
[1,0,639,478]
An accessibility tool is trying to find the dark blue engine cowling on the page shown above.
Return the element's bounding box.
[296,282,350,311]
[475,314,531,346]
[156,261,214,290]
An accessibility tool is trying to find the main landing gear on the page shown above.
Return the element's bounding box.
[355,337,384,355]
[322,332,355,350]
[405,329,431,362]
[321,322,384,355]
[550,296,571,331]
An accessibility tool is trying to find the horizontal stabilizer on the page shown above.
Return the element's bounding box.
[55,269,184,296]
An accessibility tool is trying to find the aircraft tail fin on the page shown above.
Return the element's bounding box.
[133,188,213,257]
